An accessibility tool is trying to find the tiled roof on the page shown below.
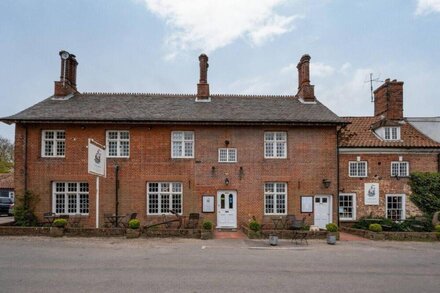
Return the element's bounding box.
[339,116,440,148]
[1,93,345,125]
[0,173,13,189]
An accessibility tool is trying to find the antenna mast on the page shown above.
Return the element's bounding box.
[367,73,383,102]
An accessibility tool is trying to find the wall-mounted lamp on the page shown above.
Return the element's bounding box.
[211,166,216,176]
[394,174,400,181]
[322,179,331,188]
[225,178,230,186]
[225,140,230,147]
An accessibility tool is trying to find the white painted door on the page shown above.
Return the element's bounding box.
[217,191,237,228]
[314,195,332,229]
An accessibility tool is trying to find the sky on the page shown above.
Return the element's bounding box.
[1,0,440,141]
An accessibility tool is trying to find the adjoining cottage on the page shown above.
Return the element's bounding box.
[0,173,15,202]
[1,51,346,229]
[338,79,440,223]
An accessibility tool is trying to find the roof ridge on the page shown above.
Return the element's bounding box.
[80,92,296,98]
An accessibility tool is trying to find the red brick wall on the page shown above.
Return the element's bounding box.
[339,152,438,221]
[14,123,338,228]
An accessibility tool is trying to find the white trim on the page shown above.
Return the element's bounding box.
[339,193,356,221]
[106,130,130,158]
[263,182,288,215]
[218,148,237,163]
[264,131,287,159]
[348,161,368,177]
[298,97,317,104]
[195,97,211,102]
[41,130,66,158]
[385,194,406,221]
[171,131,195,159]
[146,182,183,215]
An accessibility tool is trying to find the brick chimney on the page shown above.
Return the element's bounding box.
[374,78,404,120]
[196,54,210,101]
[54,50,79,96]
[296,54,315,102]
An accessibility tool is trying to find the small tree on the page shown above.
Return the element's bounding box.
[409,172,440,218]
[0,135,14,173]
[13,191,39,226]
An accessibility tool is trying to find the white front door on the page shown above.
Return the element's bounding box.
[217,191,237,228]
[314,195,332,229]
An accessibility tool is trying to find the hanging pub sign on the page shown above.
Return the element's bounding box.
[364,183,379,205]
[88,139,106,177]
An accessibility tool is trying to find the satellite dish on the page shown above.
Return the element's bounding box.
[60,51,70,60]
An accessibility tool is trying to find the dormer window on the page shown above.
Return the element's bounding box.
[384,127,400,141]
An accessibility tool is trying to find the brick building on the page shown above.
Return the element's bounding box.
[338,79,440,223]
[1,52,346,229]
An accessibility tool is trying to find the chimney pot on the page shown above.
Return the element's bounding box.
[54,50,78,96]
[197,53,210,100]
[296,54,315,102]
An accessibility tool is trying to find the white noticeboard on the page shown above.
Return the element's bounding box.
[88,140,106,177]
[202,195,215,213]
[364,183,379,205]
[301,196,313,213]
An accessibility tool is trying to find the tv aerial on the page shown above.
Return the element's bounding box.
[366,73,383,102]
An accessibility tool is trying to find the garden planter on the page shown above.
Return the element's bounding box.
[201,230,213,240]
[50,227,64,237]
[269,235,278,246]
[327,233,337,245]
[126,228,141,239]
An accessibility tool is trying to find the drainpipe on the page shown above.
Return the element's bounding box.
[24,125,28,192]
[115,164,119,226]
[336,127,340,227]
[438,153,440,173]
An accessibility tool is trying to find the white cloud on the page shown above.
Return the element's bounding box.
[416,0,440,15]
[142,0,299,55]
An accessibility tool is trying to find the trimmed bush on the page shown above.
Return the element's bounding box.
[249,220,261,232]
[369,223,383,232]
[435,224,440,233]
[53,219,68,228]
[128,219,140,229]
[326,223,338,232]
[202,220,213,230]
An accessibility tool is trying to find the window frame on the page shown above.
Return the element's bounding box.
[106,130,130,158]
[264,182,287,215]
[52,182,89,215]
[390,161,409,177]
[146,182,183,215]
[385,194,406,221]
[171,131,195,159]
[41,130,66,158]
[384,127,400,141]
[348,161,368,178]
[264,131,287,159]
[218,148,237,163]
[339,193,356,221]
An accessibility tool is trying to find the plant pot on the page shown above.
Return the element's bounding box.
[327,233,337,245]
[50,226,64,237]
[126,228,141,239]
[201,230,213,240]
[269,235,278,246]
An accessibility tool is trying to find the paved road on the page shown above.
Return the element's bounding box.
[0,237,439,293]
[0,216,14,225]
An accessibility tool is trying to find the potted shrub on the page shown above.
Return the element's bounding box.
[201,220,213,240]
[50,218,68,237]
[435,224,440,240]
[249,219,262,239]
[126,219,141,239]
[369,223,383,233]
[326,223,338,245]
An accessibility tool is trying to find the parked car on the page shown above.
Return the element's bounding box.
[0,197,14,216]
